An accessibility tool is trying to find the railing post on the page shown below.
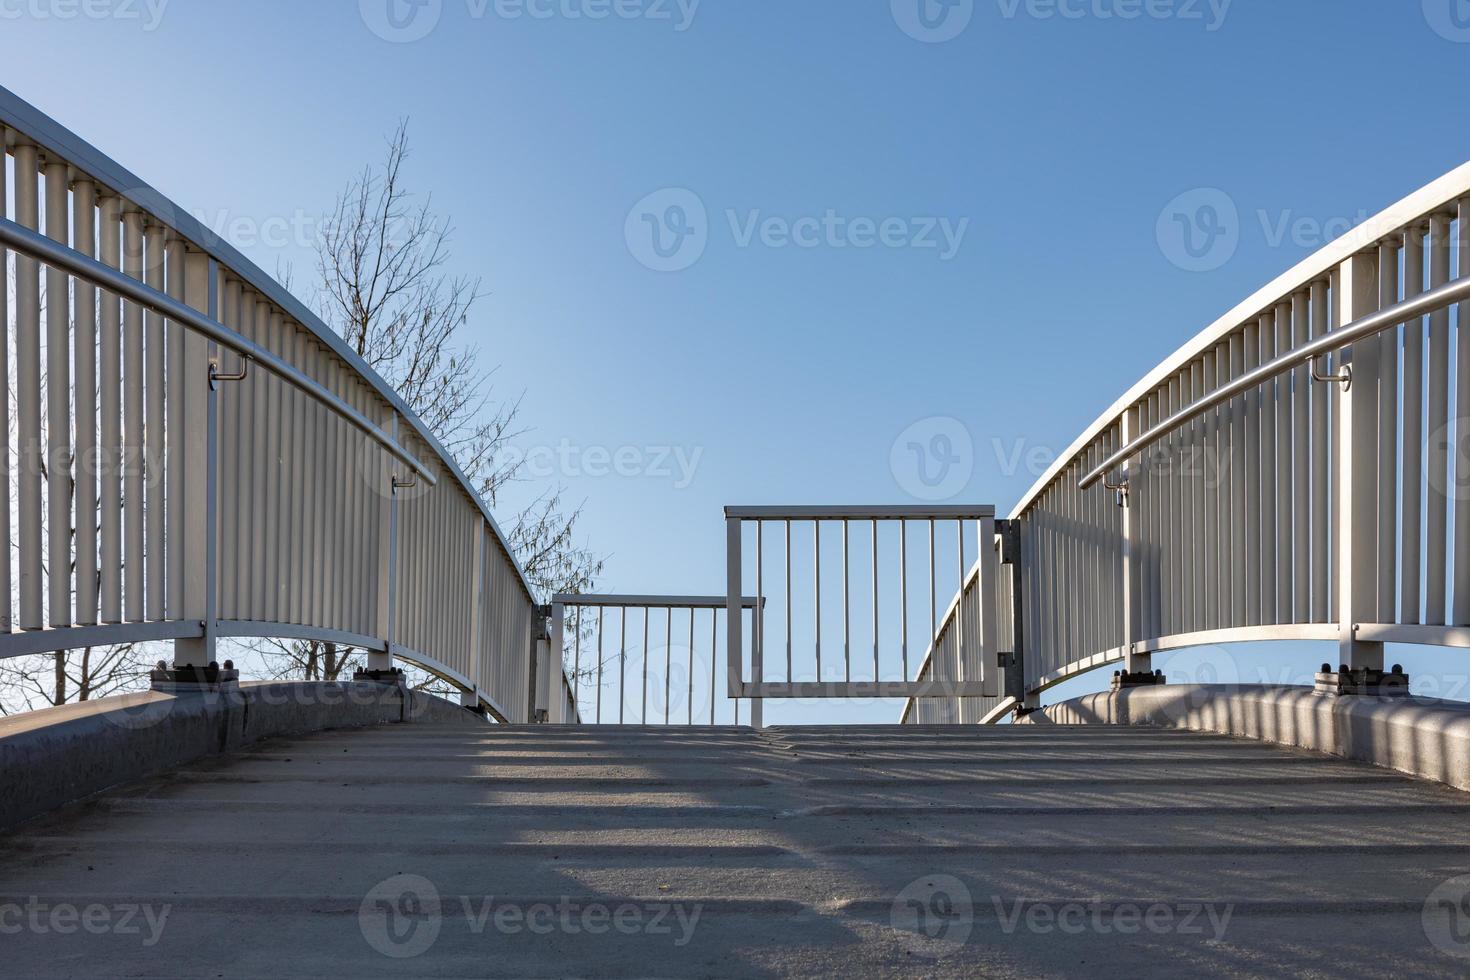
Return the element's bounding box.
[977,514,1001,700]
[1119,406,1149,676]
[999,520,1029,706]
[368,412,398,674]
[549,601,566,724]
[725,516,747,719]
[1335,251,1386,671]
[172,254,216,669]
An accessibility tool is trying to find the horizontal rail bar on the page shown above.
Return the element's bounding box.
[0,217,438,486]
[0,621,203,661]
[552,594,763,609]
[215,622,388,652]
[724,505,995,520]
[1079,273,1470,489]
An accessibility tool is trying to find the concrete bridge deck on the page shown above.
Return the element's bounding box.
[4,724,1469,977]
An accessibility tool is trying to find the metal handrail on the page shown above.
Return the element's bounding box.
[0,217,439,486]
[1078,273,1470,490]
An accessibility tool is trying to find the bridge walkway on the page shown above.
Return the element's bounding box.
[3,725,1469,976]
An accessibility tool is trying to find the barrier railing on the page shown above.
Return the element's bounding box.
[548,595,761,725]
[0,87,551,721]
[904,162,1470,722]
[724,506,1003,726]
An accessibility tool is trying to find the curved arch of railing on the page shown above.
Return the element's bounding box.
[0,85,550,722]
[907,161,1470,723]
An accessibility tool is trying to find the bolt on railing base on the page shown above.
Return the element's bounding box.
[150,660,240,693]
[353,667,407,689]
[1111,669,1167,691]
[1314,664,1411,698]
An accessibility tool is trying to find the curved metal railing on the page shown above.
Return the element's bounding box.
[0,86,550,721]
[906,161,1470,721]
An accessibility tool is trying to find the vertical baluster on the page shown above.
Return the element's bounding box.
[813,520,821,681]
[755,520,762,692]
[251,303,272,623]
[262,313,281,625]
[1211,345,1229,627]
[14,145,42,630]
[1226,333,1244,629]
[618,606,627,725]
[0,135,9,632]
[1402,229,1425,624]
[98,198,124,614]
[641,607,649,723]
[44,161,72,626]
[927,518,936,657]
[1310,281,1332,623]
[1427,215,1451,624]
[1259,315,1278,623]
[1454,199,1470,626]
[1181,364,1196,632]
[164,238,185,623]
[1166,375,1180,636]
[1240,322,1260,627]
[871,518,880,682]
[842,518,850,683]
[1190,358,1205,631]
[686,608,694,725]
[784,520,792,684]
[1292,291,1312,624]
[121,207,143,624]
[665,606,672,725]
[1275,305,1294,621]
[899,519,909,681]
[74,180,98,625]
[143,223,165,622]
[1376,242,1400,623]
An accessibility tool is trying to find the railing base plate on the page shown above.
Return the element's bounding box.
[1111,670,1167,691]
[1313,665,1411,697]
[150,663,239,693]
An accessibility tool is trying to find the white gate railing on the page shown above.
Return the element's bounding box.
[0,86,547,721]
[724,506,1003,726]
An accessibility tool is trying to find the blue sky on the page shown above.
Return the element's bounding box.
[4,1,1469,721]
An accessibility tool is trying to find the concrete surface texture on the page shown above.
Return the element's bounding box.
[1026,685,1470,792]
[4,724,1470,977]
[0,681,483,832]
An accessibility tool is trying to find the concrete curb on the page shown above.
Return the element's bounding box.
[1023,684,1470,792]
[0,681,486,832]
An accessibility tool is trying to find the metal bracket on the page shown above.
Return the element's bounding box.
[392,472,418,491]
[1101,474,1129,508]
[1310,354,1351,391]
[209,353,250,390]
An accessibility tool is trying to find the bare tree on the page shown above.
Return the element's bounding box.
[263,121,602,678]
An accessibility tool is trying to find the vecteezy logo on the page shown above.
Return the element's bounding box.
[625,188,708,272]
[891,417,973,501]
[360,0,442,43]
[891,875,974,955]
[1156,188,1239,273]
[891,0,973,43]
[1424,0,1470,42]
[359,874,442,958]
[1424,875,1470,958]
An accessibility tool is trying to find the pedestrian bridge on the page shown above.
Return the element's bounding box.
[4,85,1470,974]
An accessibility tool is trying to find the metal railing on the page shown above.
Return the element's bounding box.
[723,506,1004,726]
[0,86,552,721]
[904,161,1470,721]
[548,595,761,725]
